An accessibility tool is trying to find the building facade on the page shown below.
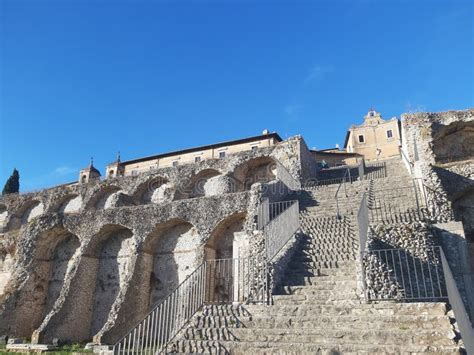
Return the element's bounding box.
[344,109,401,161]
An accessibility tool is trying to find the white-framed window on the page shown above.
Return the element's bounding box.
[172,161,179,167]
[219,151,226,159]
[386,129,393,139]
[358,134,365,143]
[194,156,201,163]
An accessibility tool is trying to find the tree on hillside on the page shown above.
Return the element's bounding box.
[2,169,20,195]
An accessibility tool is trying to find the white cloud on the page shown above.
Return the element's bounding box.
[284,104,302,117]
[304,64,335,84]
[53,166,76,176]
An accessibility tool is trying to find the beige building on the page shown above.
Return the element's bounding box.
[344,109,401,161]
[104,131,282,179]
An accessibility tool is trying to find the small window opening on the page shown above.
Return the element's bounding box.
[81,175,87,183]
[358,135,365,143]
[194,156,201,163]
[387,130,393,139]
[172,161,179,167]
[219,151,226,159]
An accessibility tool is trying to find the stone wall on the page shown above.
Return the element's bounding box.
[0,136,316,345]
[402,109,474,223]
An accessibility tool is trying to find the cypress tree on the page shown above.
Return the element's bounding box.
[2,169,20,195]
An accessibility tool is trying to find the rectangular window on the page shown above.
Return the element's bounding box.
[219,151,226,159]
[358,135,365,143]
[387,129,393,138]
[194,156,201,163]
[172,161,179,167]
[251,145,258,150]
[131,170,138,176]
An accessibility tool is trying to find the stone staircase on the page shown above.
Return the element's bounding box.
[170,184,464,354]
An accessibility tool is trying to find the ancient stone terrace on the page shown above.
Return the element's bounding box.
[0,136,314,346]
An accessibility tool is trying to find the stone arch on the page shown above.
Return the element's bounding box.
[7,199,45,230]
[205,212,247,260]
[86,186,122,210]
[141,219,200,309]
[133,176,170,204]
[175,169,223,200]
[204,212,247,303]
[44,224,134,343]
[9,227,80,337]
[233,156,277,191]
[57,194,83,214]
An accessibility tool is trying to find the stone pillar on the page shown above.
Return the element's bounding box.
[232,231,249,304]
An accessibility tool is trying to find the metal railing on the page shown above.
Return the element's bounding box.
[275,161,301,191]
[335,168,351,218]
[363,161,387,180]
[257,199,298,230]
[369,184,427,223]
[113,199,300,354]
[264,200,300,260]
[440,248,474,354]
[363,247,447,301]
[399,146,414,175]
[113,262,208,354]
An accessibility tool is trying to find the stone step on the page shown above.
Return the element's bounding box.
[272,292,359,304]
[280,282,358,294]
[172,338,462,354]
[286,262,357,272]
[190,314,454,331]
[244,302,449,317]
[291,254,355,262]
[181,327,457,347]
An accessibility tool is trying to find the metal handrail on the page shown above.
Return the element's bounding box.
[440,248,474,354]
[113,262,207,354]
[113,198,301,353]
[335,168,350,219]
[257,199,298,230]
[264,200,300,260]
[399,146,415,175]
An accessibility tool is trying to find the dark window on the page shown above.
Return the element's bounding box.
[81,175,87,183]
[219,151,226,158]
[172,161,179,167]
[387,130,393,138]
[251,146,258,150]
[194,156,201,163]
[358,135,365,143]
[109,170,114,176]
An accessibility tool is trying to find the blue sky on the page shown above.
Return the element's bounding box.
[1,0,473,191]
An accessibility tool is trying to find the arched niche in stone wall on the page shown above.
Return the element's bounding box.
[86,186,122,210]
[7,199,45,230]
[58,194,83,214]
[0,203,8,231]
[141,219,200,309]
[42,224,134,343]
[205,212,247,260]
[133,176,171,205]
[174,169,223,200]
[233,156,277,191]
[431,121,474,164]
[204,213,247,303]
[0,252,14,296]
[7,227,80,338]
